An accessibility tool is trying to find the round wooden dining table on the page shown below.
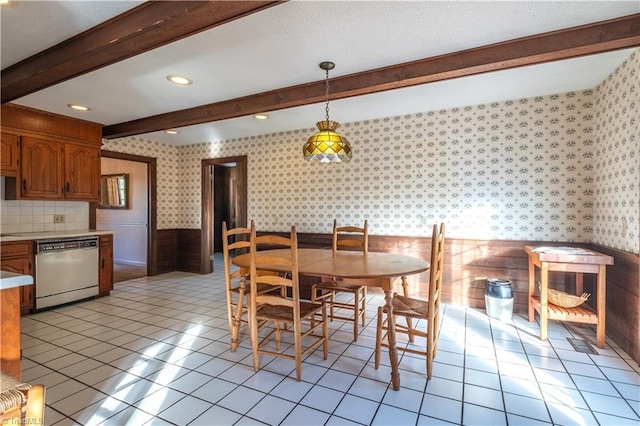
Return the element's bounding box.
[232,248,430,390]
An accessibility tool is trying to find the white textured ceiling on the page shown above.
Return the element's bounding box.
[2,1,638,145]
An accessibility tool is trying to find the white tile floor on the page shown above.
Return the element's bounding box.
[20,256,640,425]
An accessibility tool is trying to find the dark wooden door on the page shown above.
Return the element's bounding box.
[213,165,231,253]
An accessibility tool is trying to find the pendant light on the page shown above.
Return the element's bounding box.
[302,61,352,163]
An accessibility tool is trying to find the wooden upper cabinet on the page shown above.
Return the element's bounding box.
[1,104,103,202]
[20,136,64,199]
[65,143,100,201]
[1,132,20,177]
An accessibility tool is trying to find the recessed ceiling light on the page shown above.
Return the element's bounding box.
[167,75,193,86]
[253,114,269,120]
[67,104,90,111]
[164,130,179,135]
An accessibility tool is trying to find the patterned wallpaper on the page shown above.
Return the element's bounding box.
[593,49,639,253]
[178,91,596,242]
[100,138,179,229]
[102,48,639,253]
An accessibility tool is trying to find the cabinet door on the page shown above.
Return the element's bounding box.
[64,143,100,201]
[99,236,114,295]
[20,282,34,312]
[0,132,19,177]
[1,257,34,311]
[20,136,64,199]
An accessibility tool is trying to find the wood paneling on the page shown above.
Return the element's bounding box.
[154,228,204,274]
[583,245,639,364]
[177,229,202,273]
[157,229,177,275]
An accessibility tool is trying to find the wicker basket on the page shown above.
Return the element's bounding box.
[547,289,590,308]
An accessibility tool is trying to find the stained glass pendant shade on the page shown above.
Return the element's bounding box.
[303,62,352,163]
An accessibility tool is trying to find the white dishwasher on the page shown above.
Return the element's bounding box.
[35,237,99,309]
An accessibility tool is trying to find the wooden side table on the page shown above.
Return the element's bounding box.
[525,246,614,348]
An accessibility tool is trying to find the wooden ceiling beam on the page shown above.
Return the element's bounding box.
[103,13,640,139]
[1,1,285,103]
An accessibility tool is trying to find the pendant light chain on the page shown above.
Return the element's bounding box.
[325,67,330,123]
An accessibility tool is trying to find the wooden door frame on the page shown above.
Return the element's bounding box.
[90,150,158,275]
[201,155,248,274]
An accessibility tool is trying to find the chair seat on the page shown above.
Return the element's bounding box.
[230,282,281,295]
[314,279,363,293]
[257,301,324,323]
[0,372,45,425]
[0,373,30,413]
[380,294,429,319]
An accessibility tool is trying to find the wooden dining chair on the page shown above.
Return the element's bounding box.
[248,224,328,381]
[374,222,445,379]
[222,220,282,352]
[0,373,45,425]
[311,219,368,341]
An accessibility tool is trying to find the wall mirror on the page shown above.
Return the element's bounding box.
[99,174,129,209]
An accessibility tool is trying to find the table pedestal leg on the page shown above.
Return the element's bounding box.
[385,289,400,390]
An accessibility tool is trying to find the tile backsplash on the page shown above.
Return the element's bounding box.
[0,179,89,233]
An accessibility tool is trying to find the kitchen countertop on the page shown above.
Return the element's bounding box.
[0,230,114,243]
[0,271,34,290]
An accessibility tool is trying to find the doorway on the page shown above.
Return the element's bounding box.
[90,151,158,276]
[201,156,247,274]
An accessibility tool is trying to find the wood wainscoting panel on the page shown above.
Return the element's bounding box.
[157,229,177,275]
[586,244,639,364]
[266,231,589,315]
[177,229,202,273]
